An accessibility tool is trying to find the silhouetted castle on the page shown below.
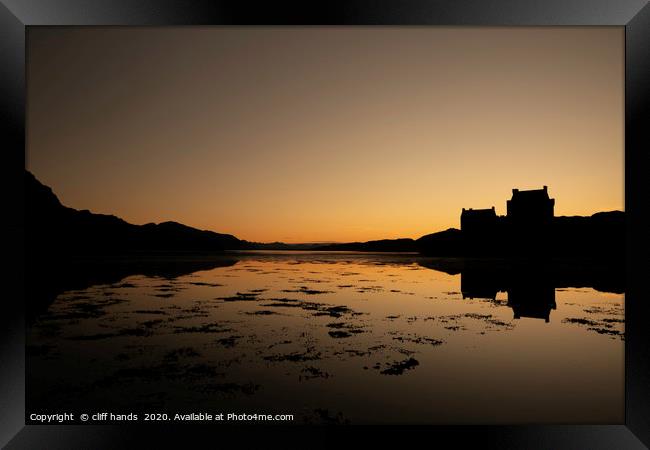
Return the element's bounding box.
[456,186,568,256]
[419,185,623,257]
[461,186,555,234]
[460,207,497,234]
[507,186,554,225]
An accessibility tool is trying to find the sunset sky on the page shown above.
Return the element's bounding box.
[27,27,624,243]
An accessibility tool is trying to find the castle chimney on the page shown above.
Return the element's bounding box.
[543,185,547,191]
[512,188,519,194]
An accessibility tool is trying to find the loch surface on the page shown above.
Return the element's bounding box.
[27,251,624,424]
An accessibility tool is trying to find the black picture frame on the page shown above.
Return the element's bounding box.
[2,0,648,448]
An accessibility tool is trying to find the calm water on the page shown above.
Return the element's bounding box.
[27,252,624,424]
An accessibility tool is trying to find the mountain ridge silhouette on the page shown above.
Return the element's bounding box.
[25,170,244,254]
[25,170,625,257]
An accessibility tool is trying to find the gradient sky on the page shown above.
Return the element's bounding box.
[27,27,624,243]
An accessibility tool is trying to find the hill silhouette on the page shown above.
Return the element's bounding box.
[25,170,245,255]
[314,238,418,252]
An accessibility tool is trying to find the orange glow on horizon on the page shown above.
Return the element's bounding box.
[27,27,624,243]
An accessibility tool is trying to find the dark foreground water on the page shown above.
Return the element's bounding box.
[27,252,624,424]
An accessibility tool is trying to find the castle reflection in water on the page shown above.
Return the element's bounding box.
[460,268,556,322]
[420,258,623,324]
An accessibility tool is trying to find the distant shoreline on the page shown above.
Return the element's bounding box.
[44,250,624,267]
